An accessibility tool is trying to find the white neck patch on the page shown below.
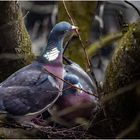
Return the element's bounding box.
[43,47,60,61]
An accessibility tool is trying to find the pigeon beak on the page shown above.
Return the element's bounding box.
[71,25,78,36]
[71,25,78,30]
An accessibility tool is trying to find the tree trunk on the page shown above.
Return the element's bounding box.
[0,2,40,138]
[0,1,34,82]
[103,20,140,138]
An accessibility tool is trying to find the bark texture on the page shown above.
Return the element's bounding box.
[0,1,34,82]
[0,2,38,138]
[103,20,140,138]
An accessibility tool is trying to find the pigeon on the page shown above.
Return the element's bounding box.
[48,58,98,127]
[0,21,78,127]
[64,57,97,94]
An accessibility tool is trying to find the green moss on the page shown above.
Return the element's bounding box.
[102,20,140,136]
[18,17,35,64]
[104,20,140,94]
[87,32,123,58]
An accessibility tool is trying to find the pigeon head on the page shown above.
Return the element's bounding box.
[50,22,77,39]
[42,22,78,62]
[63,74,82,95]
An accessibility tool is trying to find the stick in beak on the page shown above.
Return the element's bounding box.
[71,25,79,36]
[71,25,78,30]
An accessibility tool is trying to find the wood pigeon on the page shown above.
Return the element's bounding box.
[0,21,78,127]
[64,57,97,94]
[48,58,98,127]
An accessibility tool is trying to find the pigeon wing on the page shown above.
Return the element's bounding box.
[0,81,60,116]
[0,62,46,87]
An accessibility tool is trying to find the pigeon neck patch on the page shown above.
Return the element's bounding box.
[43,47,60,61]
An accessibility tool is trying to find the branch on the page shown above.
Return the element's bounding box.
[124,0,140,17]
[62,1,100,94]
[87,32,123,58]
[43,66,98,98]
[62,0,91,72]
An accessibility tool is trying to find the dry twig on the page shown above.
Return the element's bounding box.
[62,0,100,96]
[62,0,91,72]
[43,66,98,98]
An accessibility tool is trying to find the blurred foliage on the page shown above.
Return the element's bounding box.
[58,1,97,69]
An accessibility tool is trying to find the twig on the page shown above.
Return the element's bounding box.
[63,56,73,65]
[23,11,30,19]
[62,0,91,72]
[39,124,89,138]
[124,0,140,17]
[63,35,76,55]
[62,0,75,27]
[62,0,101,97]
[43,66,98,98]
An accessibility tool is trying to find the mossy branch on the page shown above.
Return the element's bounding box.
[87,32,123,58]
[103,20,140,94]
[103,20,140,137]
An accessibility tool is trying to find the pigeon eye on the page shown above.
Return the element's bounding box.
[58,30,67,35]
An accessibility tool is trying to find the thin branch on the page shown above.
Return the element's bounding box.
[23,10,30,19]
[63,56,73,65]
[87,32,123,58]
[62,0,91,72]
[43,66,98,98]
[63,35,76,55]
[62,0,101,96]
[62,0,75,26]
[124,0,140,17]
